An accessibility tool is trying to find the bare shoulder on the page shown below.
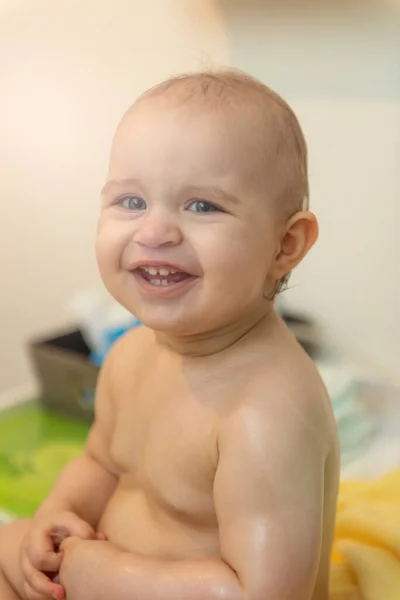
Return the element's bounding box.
[106,325,153,368]
[217,336,339,522]
[101,325,152,383]
[263,344,336,452]
[92,325,154,414]
[225,327,338,462]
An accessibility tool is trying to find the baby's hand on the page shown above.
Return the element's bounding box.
[20,509,98,600]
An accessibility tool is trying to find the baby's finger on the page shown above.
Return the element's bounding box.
[23,579,50,600]
[50,582,65,600]
[24,578,65,600]
[27,532,61,572]
[22,560,56,598]
[96,531,107,541]
[51,512,95,540]
[21,553,34,581]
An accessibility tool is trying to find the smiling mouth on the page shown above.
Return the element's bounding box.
[135,266,194,287]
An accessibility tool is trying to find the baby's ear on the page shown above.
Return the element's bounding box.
[268,211,319,281]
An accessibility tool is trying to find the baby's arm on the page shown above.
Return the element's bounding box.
[59,393,328,600]
[32,342,119,527]
[210,403,326,600]
[36,356,118,526]
[20,347,119,599]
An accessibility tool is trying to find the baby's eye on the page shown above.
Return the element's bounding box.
[118,196,147,211]
[187,200,220,213]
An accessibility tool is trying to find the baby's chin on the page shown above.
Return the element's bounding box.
[129,304,224,342]
[135,310,204,336]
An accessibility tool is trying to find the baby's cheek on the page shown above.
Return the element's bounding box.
[96,226,124,272]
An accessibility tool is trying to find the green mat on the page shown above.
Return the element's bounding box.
[0,403,89,519]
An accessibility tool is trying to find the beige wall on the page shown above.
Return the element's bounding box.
[0,0,399,403]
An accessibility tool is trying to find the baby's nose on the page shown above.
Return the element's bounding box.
[134,211,183,248]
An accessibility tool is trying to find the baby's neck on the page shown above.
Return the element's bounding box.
[154,305,278,357]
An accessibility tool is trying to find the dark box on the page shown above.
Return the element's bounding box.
[29,329,99,422]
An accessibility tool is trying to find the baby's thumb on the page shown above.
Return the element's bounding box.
[58,513,95,540]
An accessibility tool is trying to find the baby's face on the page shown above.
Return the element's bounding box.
[97,100,281,335]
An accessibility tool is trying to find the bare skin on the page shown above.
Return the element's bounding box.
[0,321,339,600]
[0,74,340,600]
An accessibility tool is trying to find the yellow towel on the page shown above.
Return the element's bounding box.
[330,468,400,599]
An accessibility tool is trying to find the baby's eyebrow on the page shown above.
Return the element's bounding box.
[101,178,141,195]
[186,186,241,205]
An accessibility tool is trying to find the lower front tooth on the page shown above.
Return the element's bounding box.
[161,280,168,286]
[150,279,161,285]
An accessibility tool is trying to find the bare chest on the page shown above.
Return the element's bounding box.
[110,373,221,524]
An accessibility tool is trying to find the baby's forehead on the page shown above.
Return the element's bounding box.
[112,73,308,214]
[114,98,273,185]
[128,78,278,128]
[117,87,279,165]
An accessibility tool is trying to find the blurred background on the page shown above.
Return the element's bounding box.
[0,0,399,402]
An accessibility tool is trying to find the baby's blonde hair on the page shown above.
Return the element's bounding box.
[138,69,310,293]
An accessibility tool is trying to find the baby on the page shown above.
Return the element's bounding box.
[0,70,339,600]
